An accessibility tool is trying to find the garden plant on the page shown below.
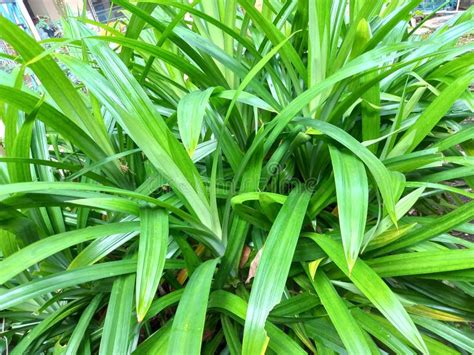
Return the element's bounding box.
[0,0,473,353]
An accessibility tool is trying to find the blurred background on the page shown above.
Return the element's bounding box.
[0,0,123,40]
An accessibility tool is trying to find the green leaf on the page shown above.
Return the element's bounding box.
[242,188,311,354]
[389,72,473,157]
[352,309,416,354]
[413,316,474,353]
[134,322,171,355]
[0,181,202,230]
[59,38,218,236]
[0,222,139,285]
[301,119,398,223]
[222,33,293,123]
[0,261,135,310]
[208,290,306,355]
[145,289,184,322]
[0,17,114,157]
[329,145,368,270]
[9,94,44,183]
[167,258,219,355]
[178,88,215,157]
[368,249,474,277]
[308,233,428,353]
[11,301,86,354]
[65,294,103,355]
[136,208,169,322]
[99,274,136,355]
[238,0,306,86]
[0,2,473,352]
[373,200,474,255]
[0,86,125,185]
[313,270,377,354]
[91,35,212,86]
[364,187,425,249]
[221,315,242,355]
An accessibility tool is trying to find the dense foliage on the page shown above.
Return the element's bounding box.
[0,0,473,353]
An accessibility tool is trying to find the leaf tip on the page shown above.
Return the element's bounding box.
[261,336,270,355]
[347,257,357,275]
[136,307,146,323]
[186,147,195,157]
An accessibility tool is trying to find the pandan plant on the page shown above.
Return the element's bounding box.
[0,0,473,353]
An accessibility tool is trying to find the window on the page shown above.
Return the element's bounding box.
[87,0,122,23]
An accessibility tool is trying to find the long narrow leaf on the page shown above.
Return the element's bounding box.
[329,145,368,270]
[308,233,428,353]
[136,208,169,321]
[99,274,136,354]
[242,188,311,354]
[167,258,219,355]
[314,270,376,354]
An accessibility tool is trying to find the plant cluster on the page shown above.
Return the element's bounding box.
[0,0,473,354]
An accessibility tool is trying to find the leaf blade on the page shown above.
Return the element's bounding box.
[167,258,219,355]
[178,88,214,157]
[99,274,136,355]
[329,145,368,270]
[242,188,311,354]
[314,270,376,354]
[309,234,428,353]
[137,208,169,322]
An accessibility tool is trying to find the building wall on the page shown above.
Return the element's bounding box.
[20,0,120,24]
[66,0,84,14]
[24,0,84,21]
[27,0,61,20]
